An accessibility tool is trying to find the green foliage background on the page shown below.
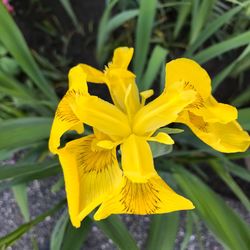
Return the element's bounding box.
[0,0,250,249]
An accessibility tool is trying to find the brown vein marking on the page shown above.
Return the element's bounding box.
[119,177,162,214]
[55,102,79,123]
[55,89,86,123]
[76,136,115,174]
[188,112,209,133]
[184,81,205,110]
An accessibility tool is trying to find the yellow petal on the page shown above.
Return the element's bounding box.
[140,89,154,106]
[148,132,174,145]
[97,140,117,150]
[109,47,134,69]
[73,95,131,139]
[94,174,194,220]
[179,111,250,153]
[68,65,88,91]
[49,65,89,153]
[78,64,105,83]
[165,58,211,100]
[49,92,85,154]
[121,134,157,182]
[106,69,140,114]
[133,81,196,136]
[58,134,122,227]
[190,96,237,123]
[105,47,140,115]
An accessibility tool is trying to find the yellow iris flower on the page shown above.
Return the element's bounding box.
[49,47,250,227]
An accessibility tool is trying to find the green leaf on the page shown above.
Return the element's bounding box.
[238,108,250,130]
[0,43,7,56]
[0,70,35,100]
[0,164,61,192]
[231,87,250,107]
[0,57,19,75]
[159,127,184,134]
[212,44,250,91]
[0,117,52,150]
[50,210,69,250]
[186,4,242,55]
[193,31,250,64]
[149,142,173,158]
[107,9,139,34]
[96,0,118,64]
[0,2,57,102]
[189,0,216,45]
[61,217,92,250]
[51,177,64,193]
[97,8,139,64]
[96,215,138,250]
[133,0,157,82]
[12,184,30,222]
[0,159,58,181]
[174,2,191,39]
[140,45,168,90]
[0,199,66,248]
[59,0,80,31]
[146,213,180,250]
[209,160,250,212]
[180,212,193,250]
[225,161,250,182]
[174,166,250,250]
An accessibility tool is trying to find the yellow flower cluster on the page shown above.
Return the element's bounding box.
[49,47,250,227]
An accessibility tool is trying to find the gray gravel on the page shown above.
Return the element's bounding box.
[0,177,249,250]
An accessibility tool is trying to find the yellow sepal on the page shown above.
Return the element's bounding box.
[94,174,194,220]
[178,111,250,153]
[58,134,122,227]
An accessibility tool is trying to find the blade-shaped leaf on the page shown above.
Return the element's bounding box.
[238,108,250,130]
[212,44,250,91]
[50,210,69,250]
[146,212,180,250]
[12,183,30,222]
[0,199,66,248]
[174,2,191,39]
[0,117,52,150]
[193,31,250,64]
[59,0,80,30]
[140,45,168,90]
[0,159,58,181]
[96,215,138,250]
[61,217,92,250]
[190,0,216,45]
[133,0,157,82]
[96,0,118,64]
[209,160,250,212]
[0,3,57,102]
[174,166,250,250]
[186,4,242,55]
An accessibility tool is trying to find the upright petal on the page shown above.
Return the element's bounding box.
[105,47,141,115]
[178,111,250,153]
[58,134,122,227]
[109,47,134,69]
[133,81,196,136]
[49,65,88,153]
[165,58,237,124]
[73,95,131,140]
[94,174,194,220]
[165,58,211,100]
[78,64,105,84]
